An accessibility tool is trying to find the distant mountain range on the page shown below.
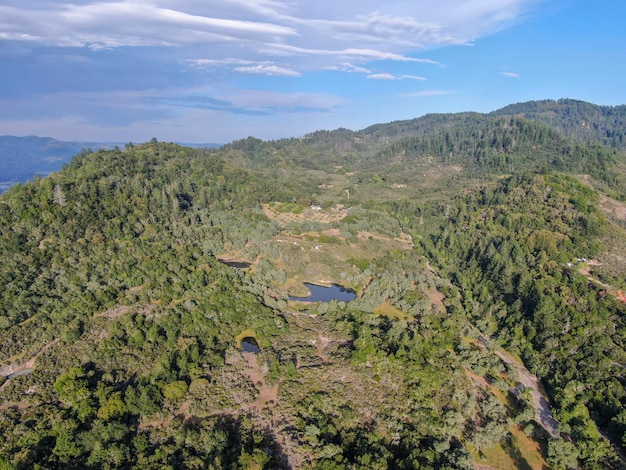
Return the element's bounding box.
[2,99,625,194]
[0,136,221,192]
[0,136,117,192]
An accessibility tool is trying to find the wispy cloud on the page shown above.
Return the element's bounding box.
[502,71,520,78]
[367,73,426,81]
[0,0,534,72]
[0,2,296,50]
[185,58,255,68]
[325,63,373,74]
[0,0,545,142]
[260,43,440,64]
[234,64,301,76]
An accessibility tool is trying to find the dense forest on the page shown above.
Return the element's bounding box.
[1,100,626,469]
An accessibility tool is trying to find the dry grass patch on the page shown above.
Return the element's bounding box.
[470,426,547,470]
[373,302,411,320]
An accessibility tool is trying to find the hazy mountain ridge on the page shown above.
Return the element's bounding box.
[3,99,624,192]
[0,136,222,193]
[0,136,120,191]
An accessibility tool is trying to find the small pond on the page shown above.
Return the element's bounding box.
[289,283,357,303]
[240,337,260,354]
[219,259,252,269]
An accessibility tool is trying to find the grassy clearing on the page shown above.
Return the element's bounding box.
[470,426,547,470]
[509,426,548,469]
[373,302,411,320]
[263,221,415,292]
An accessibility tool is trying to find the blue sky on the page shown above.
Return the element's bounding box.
[0,0,624,143]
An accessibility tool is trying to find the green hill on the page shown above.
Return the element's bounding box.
[1,101,626,469]
[490,99,626,150]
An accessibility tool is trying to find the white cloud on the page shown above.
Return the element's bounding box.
[325,63,373,74]
[186,58,301,76]
[502,71,520,78]
[186,58,255,68]
[261,43,440,64]
[0,0,538,71]
[400,74,427,81]
[367,73,426,81]
[0,2,296,50]
[368,73,396,80]
[234,64,301,76]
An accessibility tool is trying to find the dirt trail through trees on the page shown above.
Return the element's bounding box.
[0,338,60,394]
[493,347,560,438]
[577,260,626,304]
[0,338,59,378]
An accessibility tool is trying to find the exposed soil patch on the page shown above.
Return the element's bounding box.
[314,335,331,363]
[263,203,347,227]
[577,259,602,277]
[357,231,414,249]
[0,401,33,411]
[599,193,626,223]
[95,303,155,319]
[321,228,341,237]
[426,289,445,312]
[577,260,626,304]
[254,382,279,410]
[465,369,490,389]
[242,352,279,411]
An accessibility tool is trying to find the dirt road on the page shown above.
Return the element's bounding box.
[493,347,560,438]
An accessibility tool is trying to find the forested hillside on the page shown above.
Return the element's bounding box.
[490,99,626,150]
[1,101,626,469]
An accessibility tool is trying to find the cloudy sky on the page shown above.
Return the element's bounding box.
[0,0,624,143]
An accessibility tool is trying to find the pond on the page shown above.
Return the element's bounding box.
[289,283,357,303]
[219,259,252,269]
[240,337,260,354]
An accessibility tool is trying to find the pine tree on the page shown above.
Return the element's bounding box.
[53,184,67,207]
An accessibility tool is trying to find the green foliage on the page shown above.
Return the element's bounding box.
[162,380,188,401]
[546,438,579,469]
[1,102,626,468]
[423,172,626,466]
[491,98,626,151]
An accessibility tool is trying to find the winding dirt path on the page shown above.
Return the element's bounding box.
[493,347,560,438]
[0,338,59,378]
[577,260,626,304]
[0,338,60,394]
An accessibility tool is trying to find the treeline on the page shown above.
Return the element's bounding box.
[215,108,626,203]
[375,117,623,192]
